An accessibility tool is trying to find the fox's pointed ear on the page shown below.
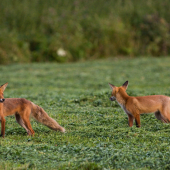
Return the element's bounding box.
[0,83,8,92]
[109,83,115,90]
[122,81,128,90]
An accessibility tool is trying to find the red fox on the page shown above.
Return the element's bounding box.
[0,83,65,138]
[109,81,170,127]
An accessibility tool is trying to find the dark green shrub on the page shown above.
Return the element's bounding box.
[139,14,170,56]
[1,0,170,64]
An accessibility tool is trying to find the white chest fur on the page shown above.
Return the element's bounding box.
[117,101,132,116]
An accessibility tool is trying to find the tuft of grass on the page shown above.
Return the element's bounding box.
[0,57,170,169]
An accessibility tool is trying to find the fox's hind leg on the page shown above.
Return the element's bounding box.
[16,108,35,136]
[154,111,169,123]
[15,113,32,135]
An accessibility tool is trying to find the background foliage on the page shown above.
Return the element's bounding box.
[1,0,170,64]
[1,57,170,169]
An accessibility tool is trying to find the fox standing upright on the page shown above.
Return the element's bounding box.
[0,83,65,138]
[109,81,170,127]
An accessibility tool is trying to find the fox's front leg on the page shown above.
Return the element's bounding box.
[134,114,141,127]
[1,116,6,138]
[127,114,134,127]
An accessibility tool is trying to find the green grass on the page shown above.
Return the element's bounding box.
[1,57,170,169]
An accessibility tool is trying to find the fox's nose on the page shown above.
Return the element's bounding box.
[0,98,5,103]
[109,96,115,101]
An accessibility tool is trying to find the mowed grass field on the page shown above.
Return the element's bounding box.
[1,57,170,169]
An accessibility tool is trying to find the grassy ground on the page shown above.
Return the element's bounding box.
[1,57,170,169]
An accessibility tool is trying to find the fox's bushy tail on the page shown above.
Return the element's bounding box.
[31,102,65,132]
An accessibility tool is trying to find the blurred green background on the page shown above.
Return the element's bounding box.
[1,0,170,64]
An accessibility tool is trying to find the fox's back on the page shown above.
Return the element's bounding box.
[135,95,170,104]
[128,95,170,113]
[3,98,32,116]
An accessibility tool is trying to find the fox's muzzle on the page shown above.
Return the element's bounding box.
[109,96,116,101]
[0,98,5,103]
